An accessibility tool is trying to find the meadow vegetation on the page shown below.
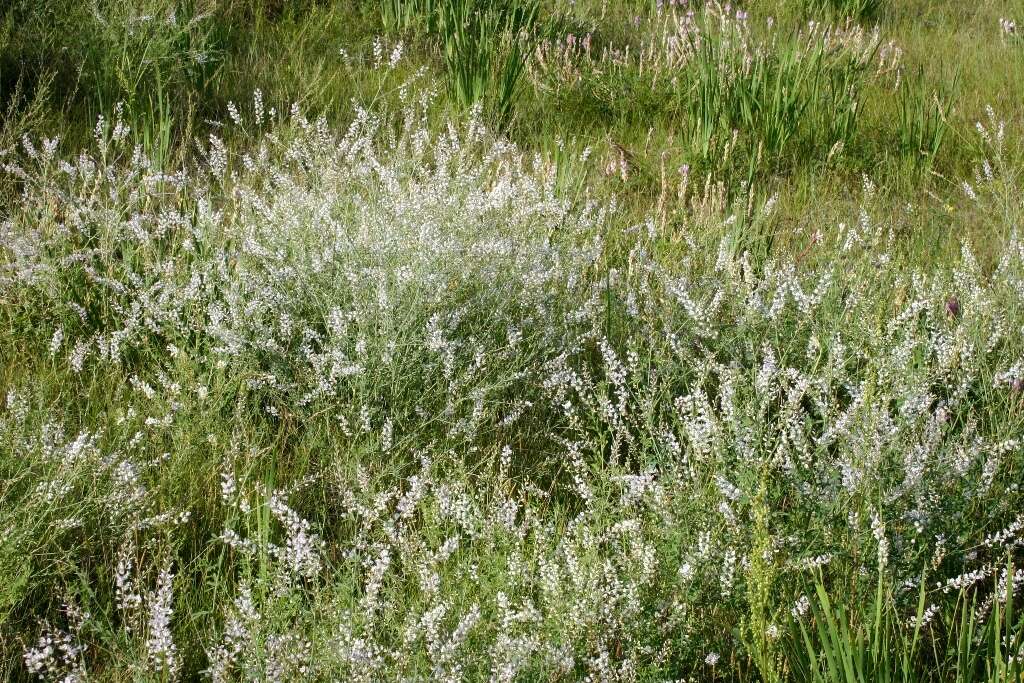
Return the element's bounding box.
[2,0,1024,680]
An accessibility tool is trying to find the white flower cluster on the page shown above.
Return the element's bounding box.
[3,95,1024,678]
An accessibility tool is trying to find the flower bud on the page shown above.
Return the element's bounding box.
[945,296,960,318]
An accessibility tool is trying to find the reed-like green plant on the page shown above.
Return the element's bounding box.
[796,573,922,682]
[896,69,956,168]
[438,0,539,126]
[129,76,178,171]
[802,0,884,22]
[380,0,436,34]
[379,0,539,127]
[795,563,1024,682]
[678,13,875,172]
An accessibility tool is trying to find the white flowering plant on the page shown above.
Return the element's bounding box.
[1,41,1024,683]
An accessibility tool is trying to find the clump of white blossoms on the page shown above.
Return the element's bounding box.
[3,87,1024,678]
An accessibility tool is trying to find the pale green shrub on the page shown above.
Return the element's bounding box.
[2,94,1024,679]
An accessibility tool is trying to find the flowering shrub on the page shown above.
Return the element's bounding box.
[2,94,1024,679]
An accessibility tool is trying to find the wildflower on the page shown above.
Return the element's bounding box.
[871,512,890,570]
[945,296,960,318]
[146,565,178,677]
[48,327,64,357]
[907,604,940,630]
[792,595,811,619]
